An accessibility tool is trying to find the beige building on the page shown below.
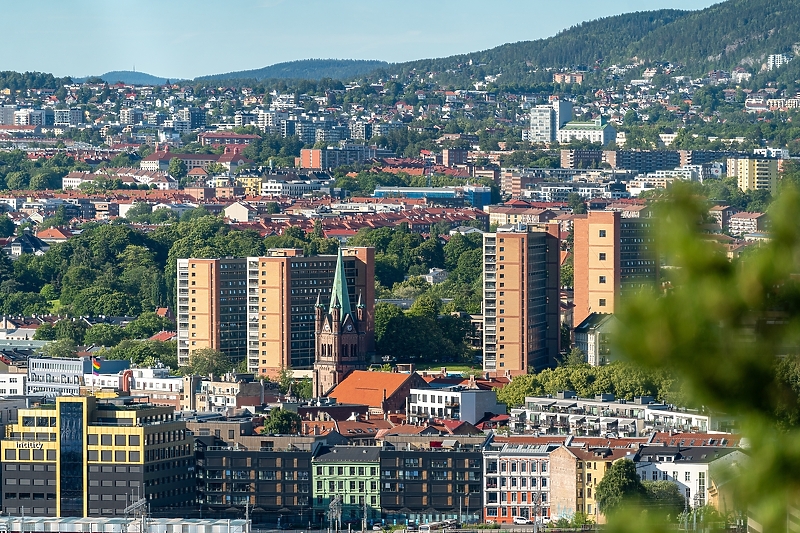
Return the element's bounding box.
[482,224,560,374]
[573,211,658,327]
[549,446,630,523]
[728,158,779,194]
[486,206,558,227]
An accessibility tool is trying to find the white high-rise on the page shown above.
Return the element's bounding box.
[528,98,572,143]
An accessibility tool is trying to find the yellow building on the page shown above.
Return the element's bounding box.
[549,446,631,524]
[730,158,779,194]
[0,395,193,517]
[235,174,264,196]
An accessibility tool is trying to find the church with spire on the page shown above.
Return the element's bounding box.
[313,247,369,397]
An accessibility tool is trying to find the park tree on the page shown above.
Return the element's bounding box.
[260,408,301,435]
[188,348,232,377]
[101,340,178,369]
[0,215,14,237]
[125,311,174,339]
[643,481,685,516]
[375,302,405,344]
[595,459,647,515]
[37,338,78,359]
[84,324,127,347]
[407,292,441,318]
[55,319,87,344]
[33,323,57,341]
[167,158,188,180]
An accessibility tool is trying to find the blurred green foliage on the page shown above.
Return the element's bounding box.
[608,170,800,530]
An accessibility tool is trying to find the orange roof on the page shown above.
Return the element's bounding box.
[149,331,177,342]
[36,227,72,240]
[328,370,418,408]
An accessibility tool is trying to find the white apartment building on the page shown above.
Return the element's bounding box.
[556,118,616,146]
[528,99,572,143]
[483,441,557,522]
[0,374,25,396]
[767,54,792,71]
[511,391,736,437]
[53,108,82,126]
[261,180,322,197]
[634,446,745,508]
[407,386,506,425]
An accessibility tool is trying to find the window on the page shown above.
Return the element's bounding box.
[599,253,606,260]
[115,435,126,446]
[599,230,606,237]
[685,472,691,482]
[599,276,606,284]
[599,299,606,307]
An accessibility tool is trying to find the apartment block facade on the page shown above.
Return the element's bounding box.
[573,211,658,326]
[483,225,560,374]
[380,437,484,524]
[177,248,375,376]
[483,441,556,523]
[729,158,779,194]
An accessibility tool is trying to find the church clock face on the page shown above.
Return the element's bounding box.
[323,324,330,332]
[346,324,353,332]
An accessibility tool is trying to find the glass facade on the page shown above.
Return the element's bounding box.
[59,402,84,516]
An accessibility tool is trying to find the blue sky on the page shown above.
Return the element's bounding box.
[4,0,721,80]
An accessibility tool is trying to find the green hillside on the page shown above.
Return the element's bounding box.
[196,59,389,82]
[94,71,176,85]
[374,9,690,86]
[628,0,800,71]
[372,0,800,87]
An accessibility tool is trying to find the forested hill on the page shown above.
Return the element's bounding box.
[371,9,690,86]
[196,59,389,82]
[90,71,176,85]
[628,0,800,71]
[372,0,800,86]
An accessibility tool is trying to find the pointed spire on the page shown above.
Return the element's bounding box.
[331,291,340,309]
[329,247,351,319]
[315,292,323,308]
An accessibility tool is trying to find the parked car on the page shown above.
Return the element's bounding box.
[513,517,531,525]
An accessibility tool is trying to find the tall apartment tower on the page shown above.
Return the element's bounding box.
[730,157,779,195]
[528,98,573,143]
[482,224,560,374]
[177,247,375,376]
[573,211,658,327]
[313,248,368,397]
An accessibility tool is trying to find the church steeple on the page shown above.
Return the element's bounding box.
[329,247,351,320]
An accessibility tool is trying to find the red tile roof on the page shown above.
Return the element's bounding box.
[328,370,418,408]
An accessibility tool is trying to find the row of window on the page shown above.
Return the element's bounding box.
[315,465,378,476]
[487,491,548,504]
[486,477,548,489]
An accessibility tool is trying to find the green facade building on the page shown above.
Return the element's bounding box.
[313,446,381,524]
